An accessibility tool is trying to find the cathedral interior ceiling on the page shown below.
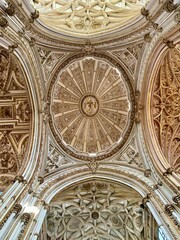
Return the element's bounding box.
[0,1,179,239]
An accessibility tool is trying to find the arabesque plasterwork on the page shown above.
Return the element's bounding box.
[46,181,145,240]
[151,46,180,173]
[0,49,31,190]
[31,0,148,36]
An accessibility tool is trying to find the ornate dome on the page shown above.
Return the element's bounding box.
[49,56,134,160]
[30,0,148,37]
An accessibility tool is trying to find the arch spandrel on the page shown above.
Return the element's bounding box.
[148,45,180,174]
[0,49,32,191]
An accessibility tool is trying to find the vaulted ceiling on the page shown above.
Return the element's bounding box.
[0,0,179,239]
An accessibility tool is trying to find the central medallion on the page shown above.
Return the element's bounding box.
[49,56,134,160]
[81,95,99,117]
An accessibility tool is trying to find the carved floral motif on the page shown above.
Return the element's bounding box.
[0,49,31,190]
[45,140,75,173]
[152,46,180,172]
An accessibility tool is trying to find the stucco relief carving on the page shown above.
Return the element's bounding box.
[37,47,67,84]
[151,46,180,172]
[0,49,31,190]
[111,134,144,168]
[46,181,144,240]
[49,56,134,161]
[112,43,143,75]
[31,0,147,36]
[45,140,75,173]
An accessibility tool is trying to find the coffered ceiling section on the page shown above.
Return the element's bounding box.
[50,56,134,160]
[0,49,31,190]
[30,0,148,37]
[46,181,144,240]
[151,45,180,173]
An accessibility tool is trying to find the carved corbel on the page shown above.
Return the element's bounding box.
[163,39,176,48]
[0,14,8,28]
[172,195,180,206]
[29,37,36,47]
[153,180,163,189]
[144,33,152,42]
[152,22,163,32]
[38,176,44,184]
[41,200,49,210]
[29,10,39,23]
[14,175,25,183]
[12,203,22,215]
[5,3,15,16]
[141,193,151,207]
[144,169,151,177]
[164,0,177,12]
[164,204,174,216]
[163,167,173,176]
[8,43,18,53]
[21,213,31,224]
[141,7,150,19]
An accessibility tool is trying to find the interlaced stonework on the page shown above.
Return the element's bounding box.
[31,0,147,36]
[46,181,145,240]
[0,49,31,190]
[152,46,180,173]
[50,56,134,160]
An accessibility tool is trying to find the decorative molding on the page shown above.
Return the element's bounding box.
[48,53,135,161]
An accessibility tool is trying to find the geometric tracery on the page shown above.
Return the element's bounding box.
[46,181,145,240]
[151,46,180,173]
[31,0,148,36]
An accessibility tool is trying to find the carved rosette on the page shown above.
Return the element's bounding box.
[46,181,144,240]
[49,55,135,161]
[151,46,180,172]
[0,49,31,190]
